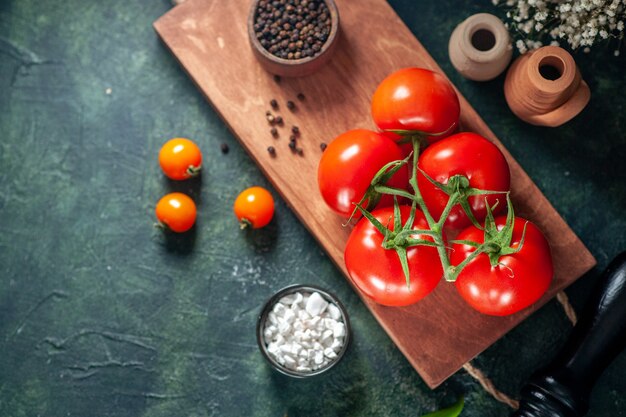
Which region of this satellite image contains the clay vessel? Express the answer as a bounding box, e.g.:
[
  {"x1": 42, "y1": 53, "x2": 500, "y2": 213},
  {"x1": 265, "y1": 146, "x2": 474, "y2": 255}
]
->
[
  {"x1": 504, "y1": 46, "x2": 590, "y2": 127},
  {"x1": 449, "y1": 13, "x2": 513, "y2": 81}
]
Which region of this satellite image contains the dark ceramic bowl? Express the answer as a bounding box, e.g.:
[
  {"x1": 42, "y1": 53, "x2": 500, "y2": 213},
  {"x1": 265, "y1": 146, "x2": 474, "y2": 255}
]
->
[
  {"x1": 256, "y1": 284, "x2": 351, "y2": 377},
  {"x1": 247, "y1": 0, "x2": 341, "y2": 77}
]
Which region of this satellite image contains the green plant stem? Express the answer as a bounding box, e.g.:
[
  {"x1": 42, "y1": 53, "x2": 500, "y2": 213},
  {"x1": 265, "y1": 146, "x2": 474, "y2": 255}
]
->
[
  {"x1": 435, "y1": 191, "x2": 461, "y2": 231},
  {"x1": 407, "y1": 138, "x2": 457, "y2": 281},
  {"x1": 362, "y1": 135, "x2": 495, "y2": 283}
]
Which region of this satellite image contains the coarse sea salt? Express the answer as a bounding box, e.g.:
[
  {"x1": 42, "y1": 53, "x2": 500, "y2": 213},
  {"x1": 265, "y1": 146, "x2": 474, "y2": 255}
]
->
[{"x1": 264, "y1": 291, "x2": 346, "y2": 372}]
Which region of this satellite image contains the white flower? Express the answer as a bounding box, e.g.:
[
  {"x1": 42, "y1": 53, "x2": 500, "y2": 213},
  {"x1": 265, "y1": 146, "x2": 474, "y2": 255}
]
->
[{"x1": 502, "y1": 0, "x2": 625, "y2": 54}]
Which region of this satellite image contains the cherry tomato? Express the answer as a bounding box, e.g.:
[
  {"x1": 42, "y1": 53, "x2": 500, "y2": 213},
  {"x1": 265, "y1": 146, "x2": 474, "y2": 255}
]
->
[
  {"x1": 155, "y1": 193, "x2": 197, "y2": 233},
  {"x1": 234, "y1": 186, "x2": 275, "y2": 229},
  {"x1": 417, "y1": 132, "x2": 510, "y2": 230},
  {"x1": 451, "y1": 216, "x2": 553, "y2": 316},
  {"x1": 159, "y1": 138, "x2": 202, "y2": 180},
  {"x1": 371, "y1": 68, "x2": 460, "y2": 142},
  {"x1": 317, "y1": 129, "x2": 409, "y2": 217},
  {"x1": 344, "y1": 205, "x2": 442, "y2": 306}
]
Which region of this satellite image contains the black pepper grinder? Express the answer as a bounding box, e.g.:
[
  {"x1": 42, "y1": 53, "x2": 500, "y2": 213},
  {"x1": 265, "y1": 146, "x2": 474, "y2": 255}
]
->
[{"x1": 513, "y1": 251, "x2": 626, "y2": 417}]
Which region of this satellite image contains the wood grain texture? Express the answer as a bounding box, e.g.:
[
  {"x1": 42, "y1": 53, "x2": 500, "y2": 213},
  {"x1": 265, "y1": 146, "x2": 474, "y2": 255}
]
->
[{"x1": 154, "y1": 0, "x2": 596, "y2": 388}]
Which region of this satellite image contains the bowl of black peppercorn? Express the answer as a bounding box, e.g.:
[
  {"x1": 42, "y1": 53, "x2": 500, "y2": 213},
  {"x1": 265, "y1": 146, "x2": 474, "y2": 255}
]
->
[{"x1": 248, "y1": 0, "x2": 340, "y2": 77}]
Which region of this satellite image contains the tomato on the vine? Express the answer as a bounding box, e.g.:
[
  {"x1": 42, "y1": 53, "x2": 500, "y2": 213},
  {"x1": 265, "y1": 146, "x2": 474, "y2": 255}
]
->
[
  {"x1": 344, "y1": 205, "x2": 442, "y2": 307},
  {"x1": 159, "y1": 138, "x2": 202, "y2": 180},
  {"x1": 234, "y1": 186, "x2": 275, "y2": 229},
  {"x1": 371, "y1": 67, "x2": 460, "y2": 142},
  {"x1": 318, "y1": 129, "x2": 409, "y2": 217},
  {"x1": 155, "y1": 193, "x2": 197, "y2": 233},
  {"x1": 417, "y1": 132, "x2": 510, "y2": 230},
  {"x1": 451, "y1": 216, "x2": 553, "y2": 316}
]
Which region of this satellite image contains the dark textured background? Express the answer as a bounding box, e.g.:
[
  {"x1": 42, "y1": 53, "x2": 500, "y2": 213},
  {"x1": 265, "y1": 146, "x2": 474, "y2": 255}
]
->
[{"x1": 0, "y1": 0, "x2": 625, "y2": 416}]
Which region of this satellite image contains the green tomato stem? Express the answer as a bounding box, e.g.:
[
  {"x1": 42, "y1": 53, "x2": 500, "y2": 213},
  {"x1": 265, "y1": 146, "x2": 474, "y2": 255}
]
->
[{"x1": 408, "y1": 137, "x2": 458, "y2": 282}]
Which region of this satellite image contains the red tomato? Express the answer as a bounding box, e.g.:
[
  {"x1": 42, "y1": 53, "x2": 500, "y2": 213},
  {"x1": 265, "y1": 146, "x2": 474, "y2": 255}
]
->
[
  {"x1": 317, "y1": 129, "x2": 409, "y2": 217},
  {"x1": 344, "y1": 205, "x2": 442, "y2": 306},
  {"x1": 417, "y1": 132, "x2": 510, "y2": 230},
  {"x1": 451, "y1": 216, "x2": 553, "y2": 316},
  {"x1": 371, "y1": 68, "x2": 460, "y2": 142}
]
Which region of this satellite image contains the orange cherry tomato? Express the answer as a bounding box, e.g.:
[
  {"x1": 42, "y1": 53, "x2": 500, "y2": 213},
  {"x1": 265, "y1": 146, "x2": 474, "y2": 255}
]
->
[
  {"x1": 233, "y1": 187, "x2": 275, "y2": 229},
  {"x1": 155, "y1": 193, "x2": 197, "y2": 233},
  {"x1": 159, "y1": 138, "x2": 202, "y2": 180}
]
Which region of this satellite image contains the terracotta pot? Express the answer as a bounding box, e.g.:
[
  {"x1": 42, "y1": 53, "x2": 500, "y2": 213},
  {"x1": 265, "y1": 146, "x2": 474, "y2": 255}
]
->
[
  {"x1": 448, "y1": 13, "x2": 513, "y2": 81},
  {"x1": 504, "y1": 46, "x2": 590, "y2": 127}
]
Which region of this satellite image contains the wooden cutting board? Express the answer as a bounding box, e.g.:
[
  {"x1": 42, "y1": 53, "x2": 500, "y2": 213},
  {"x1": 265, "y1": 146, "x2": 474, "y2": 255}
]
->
[{"x1": 154, "y1": 0, "x2": 596, "y2": 388}]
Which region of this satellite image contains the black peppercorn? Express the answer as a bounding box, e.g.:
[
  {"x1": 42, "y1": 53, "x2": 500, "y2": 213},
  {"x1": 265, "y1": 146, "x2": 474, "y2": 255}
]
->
[
  {"x1": 296, "y1": 148, "x2": 304, "y2": 156},
  {"x1": 275, "y1": 116, "x2": 283, "y2": 125},
  {"x1": 267, "y1": 146, "x2": 276, "y2": 156},
  {"x1": 254, "y1": 0, "x2": 331, "y2": 61},
  {"x1": 286, "y1": 100, "x2": 296, "y2": 110},
  {"x1": 288, "y1": 141, "x2": 297, "y2": 150},
  {"x1": 291, "y1": 126, "x2": 299, "y2": 135},
  {"x1": 320, "y1": 142, "x2": 327, "y2": 151},
  {"x1": 220, "y1": 143, "x2": 230, "y2": 154},
  {"x1": 297, "y1": 93, "x2": 306, "y2": 101},
  {"x1": 270, "y1": 99, "x2": 278, "y2": 109},
  {"x1": 271, "y1": 127, "x2": 278, "y2": 137}
]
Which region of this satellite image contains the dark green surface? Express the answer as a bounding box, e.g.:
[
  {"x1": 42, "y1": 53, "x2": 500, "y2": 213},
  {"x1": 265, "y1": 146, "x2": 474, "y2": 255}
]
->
[{"x1": 0, "y1": 0, "x2": 625, "y2": 416}]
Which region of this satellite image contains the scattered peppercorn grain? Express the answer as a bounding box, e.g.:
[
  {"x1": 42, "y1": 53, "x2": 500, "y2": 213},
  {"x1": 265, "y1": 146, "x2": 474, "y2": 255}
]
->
[
  {"x1": 220, "y1": 143, "x2": 230, "y2": 154},
  {"x1": 296, "y1": 148, "x2": 304, "y2": 156},
  {"x1": 289, "y1": 134, "x2": 297, "y2": 141},
  {"x1": 266, "y1": 113, "x2": 275, "y2": 123},
  {"x1": 286, "y1": 100, "x2": 296, "y2": 110},
  {"x1": 288, "y1": 140, "x2": 297, "y2": 150},
  {"x1": 297, "y1": 93, "x2": 306, "y2": 101},
  {"x1": 270, "y1": 99, "x2": 278, "y2": 109},
  {"x1": 267, "y1": 146, "x2": 276, "y2": 156},
  {"x1": 271, "y1": 127, "x2": 278, "y2": 137},
  {"x1": 291, "y1": 126, "x2": 299, "y2": 135},
  {"x1": 273, "y1": 75, "x2": 281, "y2": 83},
  {"x1": 275, "y1": 116, "x2": 283, "y2": 125},
  {"x1": 320, "y1": 142, "x2": 327, "y2": 151}
]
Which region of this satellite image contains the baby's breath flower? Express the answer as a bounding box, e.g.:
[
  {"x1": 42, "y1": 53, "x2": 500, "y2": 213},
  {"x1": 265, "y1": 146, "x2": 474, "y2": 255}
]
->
[{"x1": 499, "y1": 0, "x2": 626, "y2": 55}]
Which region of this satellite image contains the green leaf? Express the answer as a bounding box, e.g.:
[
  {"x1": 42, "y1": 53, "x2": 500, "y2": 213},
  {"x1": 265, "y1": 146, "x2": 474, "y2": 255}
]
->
[
  {"x1": 393, "y1": 197, "x2": 402, "y2": 232},
  {"x1": 354, "y1": 204, "x2": 388, "y2": 236},
  {"x1": 404, "y1": 238, "x2": 440, "y2": 248},
  {"x1": 396, "y1": 247, "x2": 411, "y2": 289},
  {"x1": 374, "y1": 185, "x2": 416, "y2": 201},
  {"x1": 420, "y1": 397, "x2": 464, "y2": 417},
  {"x1": 416, "y1": 165, "x2": 449, "y2": 193},
  {"x1": 450, "y1": 239, "x2": 481, "y2": 248},
  {"x1": 404, "y1": 200, "x2": 418, "y2": 232},
  {"x1": 483, "y1": 197, "x2": 497, "y2": 239},
  {"x1": 458, "y1": 198, "x2": 483, "y2": 229}
]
